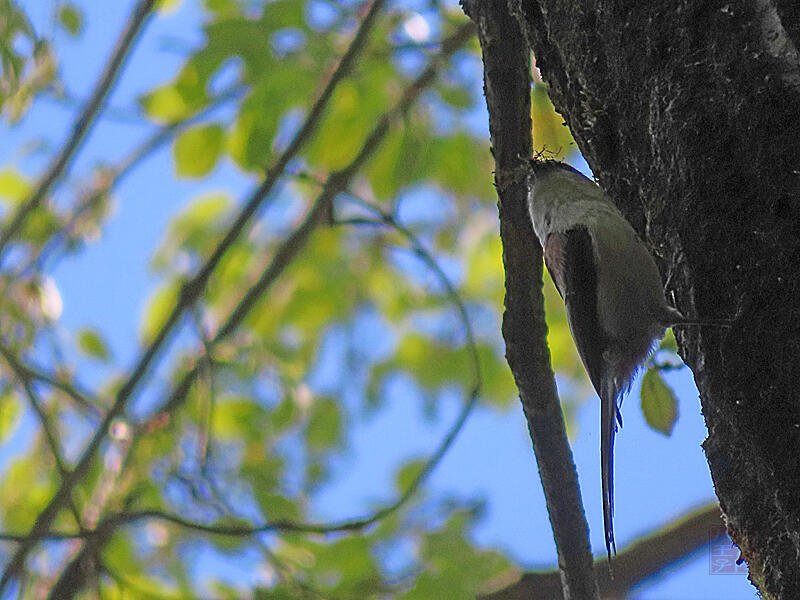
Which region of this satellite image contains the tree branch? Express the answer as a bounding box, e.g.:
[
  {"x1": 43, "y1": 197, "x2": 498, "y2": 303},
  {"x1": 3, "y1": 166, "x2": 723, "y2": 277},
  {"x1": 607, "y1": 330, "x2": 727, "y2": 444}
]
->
[
  {"x1": 149, "y1": 20, "x2": 476, "y2": 422},
  {"x1": 0, "y1": 47, "x2": 482, "y2": 559},
  {"x1": 122, "y1": 20, "x2": 478, "y2": 538},
  {"x1": 20, "y1": 84, "x2": 246, "y2": 277},
  {"x1": 482, "y1": 503, "x2": 726, "y2": 600},
  {"x1": 4, "y1": 15, "x2": 476, "y2": 597},
  {"x1": 0, "y1": 346, "x2": 68, "y2": 476},
  {"x1": 0, "y1": 0, "x2": 158, "y2": 263},
  {"x1": 0, "y1": 1, "x2": 387, "y2": 591},
  {"x1": 0, "y1": 342, "x2": 102, "y2": 419},
  {"x1": 462, "y1": 0, "x2": 599, "y2": 598},
  {"x1": 0, "y1": 345, "x2": 86, "y2": 537}
]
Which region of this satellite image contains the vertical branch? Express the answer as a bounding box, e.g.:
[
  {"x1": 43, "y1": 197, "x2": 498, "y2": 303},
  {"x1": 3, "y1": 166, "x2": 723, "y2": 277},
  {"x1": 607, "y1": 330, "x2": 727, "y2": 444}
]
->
[
  {"x1": 0, "y1": 0, "x2": 158, "y2": 262},
  {"x1": 461, "y1": 1, "x2": 599, "y2": 598}
]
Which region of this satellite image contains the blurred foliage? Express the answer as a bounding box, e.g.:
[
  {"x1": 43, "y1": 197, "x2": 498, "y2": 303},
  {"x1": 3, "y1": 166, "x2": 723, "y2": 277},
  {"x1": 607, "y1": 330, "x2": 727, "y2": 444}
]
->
[
  {"x1": 0, "y1": 0, "x2": 685, "y2": 597},
  {"x1": 0, "y1": 0, "x2": 56, "y2": 122}
]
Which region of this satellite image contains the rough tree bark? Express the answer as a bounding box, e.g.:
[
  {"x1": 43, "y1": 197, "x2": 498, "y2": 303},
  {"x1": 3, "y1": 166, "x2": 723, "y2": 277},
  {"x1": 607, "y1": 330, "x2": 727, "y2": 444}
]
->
[{"x1": 506, "y1": 1, "x2": 800, "y2": 597}]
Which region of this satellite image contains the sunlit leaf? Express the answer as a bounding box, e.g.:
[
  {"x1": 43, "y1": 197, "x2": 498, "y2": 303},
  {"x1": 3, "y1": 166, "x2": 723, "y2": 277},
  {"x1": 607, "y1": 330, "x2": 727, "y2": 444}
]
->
[
  {"x1": 371, "y1": 333, "x2": 515, "y2": 408},
  {"x1": 140, "y1": 281, "x2": 181, "y2": 343},
  {"x1": 156, "y1": 0, "x2": 182, "y2": 14},
  {"x1": 0, "y1": 391, "x2": 21, "y2": 443},
  {"x1": 140, "y1": 85, "x2": 194, "y2": 124},
  {"x1": 77, "y1": 327, "x2": 112, "y2": 362},
  {"x1": 640, "y1": 367, "x2": 679, "y2": 436},
  {"x1": 0, "y1": 454, "x2": 58, "y2": 530},
  {"x1": 0, "y1": 168, "x2": 30, "y2": 203},
  {"x1": 213, "y1": 396, "x2": 268, "y2": 442},
  {"x1": 158, "y1": 193, "x2": 232, "y2": 264},
  {"x1": 56, "y1": 3, "x2": 83, "y2": 36},
  {"x1": 659, "y1": 329, "x2": 678, "y2": 352},
  {"x1": 401, "y1": 511, "x2": 514, "y2": 599},
  {"x1": 173, "y1": 124, "x2": 224, "y2": 178}
]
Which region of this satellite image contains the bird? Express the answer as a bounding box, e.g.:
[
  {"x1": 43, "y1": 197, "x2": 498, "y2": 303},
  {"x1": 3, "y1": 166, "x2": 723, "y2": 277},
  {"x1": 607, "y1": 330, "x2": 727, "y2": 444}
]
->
[{"x1": 526, "y1": 158, "x2": 689, "y2": 560}]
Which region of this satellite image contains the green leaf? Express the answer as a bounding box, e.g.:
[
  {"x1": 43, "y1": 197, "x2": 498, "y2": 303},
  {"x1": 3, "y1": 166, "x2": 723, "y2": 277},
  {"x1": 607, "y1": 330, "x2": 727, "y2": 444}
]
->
[
  {"x1": 0, "y1": 391, "x2": 21, "y2": 443},
  {"x1": 213, "y1": 397, "x2": 267, "y2": 442},
  {"x1": 640, "y1": 368, "x2": 679, "y2": 436},
  {"x1": 401, "y1": 511, "x2": 513, "y2": 600},
  {"x1": 395, "y1": 458, "x2": 426, "y2": 493},
  {"x1": 160, "y1": 193, "x2": 231, "y2": 258},
  {"x1": 56, "y1": 3, "x2": 83, "y2": 36},
  {"x1": 659, "y1": 329, "x2": 678, "y2": 352},
  {"x1": 271, "y1": 395, "x2": 298, "y2": 431},
  {"x1": 140, "y1": 281, "x2": 181, "y2": 343},
  {"x1": 139, "y1": 85, "x2": 195, "y2": 124},
  {"x1": 76, "y1": 328, "x2": 112, "y2": 362},
  {"x1": 173, "y1": 124, "x2": 224, "y2": 178},
  {"x1": 0, "y1": 168, "x2": 30, "y2": 204},
  {"x1": 371, "y1": 334, "x2": 515, "y2": 408},
  {"x1": 257, "y1": 493, "x2": 299, "y2": 521},
  {"x1": 0, "y1": 454, "x2": 58, "y2": 530},
  {"x1": 305, "y1": 397, "x2": 341, "y2": 450},
  {"x1": 156, "y1": 0, "x2": 182, "y2": 14}
]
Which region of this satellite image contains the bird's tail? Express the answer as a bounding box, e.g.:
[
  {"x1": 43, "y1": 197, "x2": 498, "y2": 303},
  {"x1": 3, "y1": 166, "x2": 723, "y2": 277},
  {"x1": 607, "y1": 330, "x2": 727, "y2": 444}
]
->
[{"x1": 601, "y1": 379, "x2": 619, "y2": 564}]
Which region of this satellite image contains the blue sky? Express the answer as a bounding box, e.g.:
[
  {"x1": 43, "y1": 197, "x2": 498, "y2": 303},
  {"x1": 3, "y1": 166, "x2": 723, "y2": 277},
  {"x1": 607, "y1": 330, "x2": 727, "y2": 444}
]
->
[{"x1": 2, "y1": 1, "x2": 756, "y2": 598}]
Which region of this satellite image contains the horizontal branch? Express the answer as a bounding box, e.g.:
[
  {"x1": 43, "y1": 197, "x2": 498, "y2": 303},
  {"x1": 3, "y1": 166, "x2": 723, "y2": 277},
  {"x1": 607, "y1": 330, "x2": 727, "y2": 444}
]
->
[
  {"x1": 482, "y1": 503, "x2": 727, "y2": 600},
  {"x1": 0, "y1": 499, "x2": 726, "y2": 600}
]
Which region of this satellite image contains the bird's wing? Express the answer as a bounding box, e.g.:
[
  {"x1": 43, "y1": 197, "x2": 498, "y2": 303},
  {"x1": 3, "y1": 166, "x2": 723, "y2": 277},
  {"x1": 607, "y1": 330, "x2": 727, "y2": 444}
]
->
[
  {"x1": 545, "y1": 228, "x2": 618, "y2": 557},
  {"x1": 544, "y1": 228, "x2": 606, "y2": 392}
]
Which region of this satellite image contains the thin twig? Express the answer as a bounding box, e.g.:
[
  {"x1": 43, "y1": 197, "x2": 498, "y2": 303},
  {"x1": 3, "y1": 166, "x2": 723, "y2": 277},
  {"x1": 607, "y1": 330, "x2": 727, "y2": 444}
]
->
[
  {"x1": 110, "y1": 165, "x2": 483, "y2": 546},
  {"x1": 43, "y1": 87, "x2": 150, "y2": 125},
  {"x1": 19, "y1": 22, "x2": 479, "y2": 565},
  {"x1": 0, "y1": 2, "x2": 388, "y2": 591},
  {"x1": 0, "y1": 0, "x2": 158, "y2": 263},
  {"x1": 0, "y1": 342, "x2": 102, "y2": 419},
  {"x1": 204, "y1": 473, "x2": 339, "y2": 600},
  {"x1": 190, "y1": 306, "x2": 216, "y2": 468},
  {"x1": 20, "y1": 84, "x2": 246, "y2": 277},
  {"x1": 333, "y1": 193, "x2": 481, "y2": 393},
  {"x1": 0, "y1": 345, "x2": 86, "y2": 534},
  {"x1": 0, "y1": 348, "x2": 68, "y2": 476},
  {"x1": 150, "y1": 20, "x2": 476, "y2": 422},
  {"x1": 0, "y1": 497, "x2": 726, "y2": 600}
]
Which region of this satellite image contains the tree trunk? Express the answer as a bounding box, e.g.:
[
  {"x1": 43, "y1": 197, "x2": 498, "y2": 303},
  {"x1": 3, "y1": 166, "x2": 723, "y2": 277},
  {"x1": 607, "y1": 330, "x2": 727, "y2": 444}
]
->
[{"x1": 511, "y1": 0, "x2": 800, "y2": 597}]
